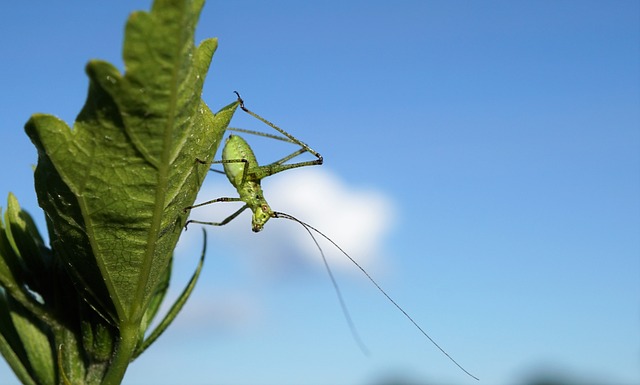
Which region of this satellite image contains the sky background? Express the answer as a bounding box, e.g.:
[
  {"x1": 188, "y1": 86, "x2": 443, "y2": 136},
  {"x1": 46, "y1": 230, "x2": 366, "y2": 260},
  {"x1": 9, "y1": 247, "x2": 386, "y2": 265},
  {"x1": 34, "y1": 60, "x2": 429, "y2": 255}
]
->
[{"x1": 1, "y1": 1, "x2": 639, "y2": 385}]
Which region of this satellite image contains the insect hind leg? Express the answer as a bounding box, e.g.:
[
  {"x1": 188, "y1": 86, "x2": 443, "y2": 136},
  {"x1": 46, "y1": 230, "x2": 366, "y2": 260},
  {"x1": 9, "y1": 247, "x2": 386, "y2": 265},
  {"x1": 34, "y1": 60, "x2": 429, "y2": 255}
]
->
[{"x1": 234, "y1": 91, "x2": 323, "y2": 172}]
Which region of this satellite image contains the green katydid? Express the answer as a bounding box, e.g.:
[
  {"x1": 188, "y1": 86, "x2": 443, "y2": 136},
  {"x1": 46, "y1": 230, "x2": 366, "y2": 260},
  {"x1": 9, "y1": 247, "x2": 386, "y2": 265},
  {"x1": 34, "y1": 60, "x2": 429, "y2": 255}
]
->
[{"x1": 183, "y1": 92, "x2": 478, "y2": 381}]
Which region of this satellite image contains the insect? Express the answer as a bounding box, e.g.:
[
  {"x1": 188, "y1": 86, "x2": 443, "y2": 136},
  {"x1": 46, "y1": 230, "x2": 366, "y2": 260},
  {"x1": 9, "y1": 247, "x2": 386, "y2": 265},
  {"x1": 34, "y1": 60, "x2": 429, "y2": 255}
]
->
[{"x1": 184, "y1": 92, "x2": 478, "y2": 381}]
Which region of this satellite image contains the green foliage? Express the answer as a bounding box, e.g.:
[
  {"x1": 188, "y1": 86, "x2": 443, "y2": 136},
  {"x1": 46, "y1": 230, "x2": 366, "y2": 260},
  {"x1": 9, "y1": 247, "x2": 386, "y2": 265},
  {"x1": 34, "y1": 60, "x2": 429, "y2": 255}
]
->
[{"x1": 0, "y1": 0, "x2": 237, "y2": 383}]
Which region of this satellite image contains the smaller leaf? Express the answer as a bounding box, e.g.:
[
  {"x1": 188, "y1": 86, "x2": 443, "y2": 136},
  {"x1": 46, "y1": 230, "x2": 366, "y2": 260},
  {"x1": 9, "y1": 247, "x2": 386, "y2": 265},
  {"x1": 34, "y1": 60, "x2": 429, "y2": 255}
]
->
[
  {"x1": 0, "y1": 291, "x2": 37, "y2": 385},
  {"x1": 0, "y1": 211, "x2": 23, "y2": 295},
  {"x1": 4, "y1": 193, "x2": 51, "y2": 287},
  {"x1": 133, "y1": 228, "x2": 207, "y2": 358},
  {"x1": 7, "y1": 295, "x2": 55, "y2": 385},
  {"x1": 0, "y1": 196, "x2": 54, "y2": 329},
  {"x1": 54, "y1": 326, "x2": 87, "y2": 385},
  {"x1": 137, "y1": 255, "x2": 172, "y2": 348},
  {"x1": 0, "y1": 333, "x2": 37, "y2": 385},
  {"x1": 56, "y1": 345, "x2": 73, "y2": 385}
]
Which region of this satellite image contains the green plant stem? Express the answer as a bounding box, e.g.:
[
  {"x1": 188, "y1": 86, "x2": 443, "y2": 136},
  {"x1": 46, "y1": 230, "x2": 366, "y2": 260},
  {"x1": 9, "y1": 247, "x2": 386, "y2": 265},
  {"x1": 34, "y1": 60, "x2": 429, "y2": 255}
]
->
[{"x1": 100, "y1": 323, "x2": 138, "y2": 385}]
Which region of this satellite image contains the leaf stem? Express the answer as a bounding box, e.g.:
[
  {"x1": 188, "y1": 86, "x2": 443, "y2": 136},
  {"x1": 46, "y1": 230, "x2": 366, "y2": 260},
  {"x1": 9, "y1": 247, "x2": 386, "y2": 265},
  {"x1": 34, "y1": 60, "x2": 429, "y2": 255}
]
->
[{"x1": 100, "y1": 323, "x2": 138, "y2": 385}]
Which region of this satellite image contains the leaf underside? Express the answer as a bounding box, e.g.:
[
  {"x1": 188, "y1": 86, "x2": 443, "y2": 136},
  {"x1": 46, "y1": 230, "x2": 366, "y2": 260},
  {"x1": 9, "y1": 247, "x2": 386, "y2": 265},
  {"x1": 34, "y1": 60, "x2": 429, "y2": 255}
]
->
[{"x1": 25, "y1": 0, "x2": 237, "y2": 325}]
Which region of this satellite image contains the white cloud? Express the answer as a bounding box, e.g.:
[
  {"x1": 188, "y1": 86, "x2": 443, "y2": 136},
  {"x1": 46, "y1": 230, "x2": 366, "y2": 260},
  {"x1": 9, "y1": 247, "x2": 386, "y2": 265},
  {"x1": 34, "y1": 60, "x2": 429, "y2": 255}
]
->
[
  {"x1": 168, "y1": 167, "x2": 398, "y2": 337},
  {"x1": 172, "y1": 290, "x2": 262, "y2": 334},
  {"x1": 178, "y1": 167, "x2": 396, "y2": 278}
]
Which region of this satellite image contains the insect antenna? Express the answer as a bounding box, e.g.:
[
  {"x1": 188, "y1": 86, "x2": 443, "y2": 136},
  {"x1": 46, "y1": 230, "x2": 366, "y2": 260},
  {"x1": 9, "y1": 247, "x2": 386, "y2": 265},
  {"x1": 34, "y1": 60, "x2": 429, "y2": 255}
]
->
[
  {"x1": 273, "y1": 211, "x2": 370, "y2": 356},
  {"x1": 273, "y1": 211, "x2": 479, "y2": 381}
]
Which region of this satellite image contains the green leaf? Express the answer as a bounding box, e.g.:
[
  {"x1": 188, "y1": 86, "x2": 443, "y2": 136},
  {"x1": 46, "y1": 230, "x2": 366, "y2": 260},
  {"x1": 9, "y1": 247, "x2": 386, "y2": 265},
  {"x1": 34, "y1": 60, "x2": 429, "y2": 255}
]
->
[
  {"x1": 0, "y1": 333, "x2": 37, "y2": 385},
  {"x1": 24, "y1": 0, "x2": 237, "y2": 328},
  {"x1": 0, "y1": 207, "x2": 23, "y2": 297},
  {"x1": 0, "y1": 195, "x2": 55, "y2": 328},
  {"x1": 2, "y1": 194, "x2": 56, "y2": 319},
  {"x1": 0, "y1": 291, "x2": 37, "y2": 385},
  {"x1": 2, "y1": 294, "x2": 54, "y2": 385},
  {"x1": 0, "y1": 196, "x2": 67, "y2": 385},
  {"x1": 3, "y1": 1, "x2": 239, "y2": 383},
  {"x1": 4, "y1": 194, "x2": 51, "y2": 286},
  {"x1": 54, "y1": 322, "x2": 87, "y2": 385}
]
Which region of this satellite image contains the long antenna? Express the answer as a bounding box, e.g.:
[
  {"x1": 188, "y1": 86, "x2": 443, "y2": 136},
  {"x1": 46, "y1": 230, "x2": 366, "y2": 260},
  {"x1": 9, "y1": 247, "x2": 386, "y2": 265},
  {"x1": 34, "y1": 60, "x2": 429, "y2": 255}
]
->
[
  {"x1": 275, "y1": 212, "x2": 370, "y2": 356},
  {"x1": 274, "y1": 211, "x2": 479, "y2": 381}
]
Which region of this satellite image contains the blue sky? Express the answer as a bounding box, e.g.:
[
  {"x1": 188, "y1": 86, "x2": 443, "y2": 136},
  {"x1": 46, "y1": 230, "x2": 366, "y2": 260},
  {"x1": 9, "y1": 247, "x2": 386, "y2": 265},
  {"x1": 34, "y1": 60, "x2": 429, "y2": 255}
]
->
[{"x1": 1, "y1": 1, "x2": 639, "y2": 384}]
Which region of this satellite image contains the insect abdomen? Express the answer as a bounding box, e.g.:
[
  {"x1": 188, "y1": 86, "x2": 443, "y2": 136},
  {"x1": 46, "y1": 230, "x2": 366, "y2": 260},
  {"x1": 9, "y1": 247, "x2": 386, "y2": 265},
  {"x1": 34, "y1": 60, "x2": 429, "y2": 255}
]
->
[{"x1": 222, "y1": 135, "x2": 259, "y2": 188}]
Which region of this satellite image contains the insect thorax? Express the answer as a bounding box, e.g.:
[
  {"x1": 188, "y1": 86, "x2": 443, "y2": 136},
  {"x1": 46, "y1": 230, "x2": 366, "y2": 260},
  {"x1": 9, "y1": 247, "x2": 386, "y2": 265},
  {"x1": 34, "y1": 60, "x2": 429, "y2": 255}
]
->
[{"x1": 237, "y1": 180, "x2": 272, "y2": 232}]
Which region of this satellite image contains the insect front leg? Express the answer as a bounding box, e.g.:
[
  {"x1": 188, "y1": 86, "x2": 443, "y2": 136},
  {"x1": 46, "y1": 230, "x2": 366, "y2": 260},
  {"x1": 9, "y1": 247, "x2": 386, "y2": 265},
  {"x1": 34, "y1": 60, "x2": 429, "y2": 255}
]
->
[
  {"x1": 183, "y1": 196, "x2": 243, "y2": 212},
  {"x1": 184, "y1": 203, "x2": 249, "y2": 230}
]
